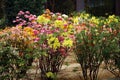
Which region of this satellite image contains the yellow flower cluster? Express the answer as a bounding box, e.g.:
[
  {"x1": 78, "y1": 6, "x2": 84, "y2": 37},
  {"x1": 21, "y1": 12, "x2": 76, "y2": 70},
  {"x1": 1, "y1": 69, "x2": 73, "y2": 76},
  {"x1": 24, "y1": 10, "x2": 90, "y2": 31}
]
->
[
  {"x1": 73, "y1": 13, "x2": 90, "y2": 25},
  {"x1": 37, "y1": 15, "x2": 50, "y2": 24},
  {"x1": 80, "y1": 12, "x2": 90, "y2": 19},
  {"x1": 47, "y1": 33, "x2": 73, "y2": 50},
  {"x1": 90, "y1": 16, "x2": 99, "y2": 25},
  {"x1": 54, "y1": 20, "x2": 64, "y2": 29},
  {"x1": 62, "y1": 38, "x2": 73, "y2": 47},
  {"x1": 23, "y1": 27, "x2": 35, "y2": 36},
  {"x1": 107, "y1": 15, "x2": 119, "y2": 24},
  {"x1": 73, "y1": 17, "x2": 79, "y2": 25},
  {"x1": 47, "y1": 35, "x2": 60, "y2": 50}
]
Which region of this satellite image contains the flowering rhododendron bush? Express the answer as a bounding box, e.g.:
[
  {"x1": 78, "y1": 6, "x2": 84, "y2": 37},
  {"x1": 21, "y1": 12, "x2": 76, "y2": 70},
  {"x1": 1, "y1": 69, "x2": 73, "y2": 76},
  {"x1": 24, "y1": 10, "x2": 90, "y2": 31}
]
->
[
  {"x1": 35, "y1": 10, "x2": 74, "y2": 80},
  {"x1": 0, "y1": 9, "x2": 74, "y2": 80},
  {"x1": 73, "y1": 13, "x2": 120, "y2": 80},
  {"x1": 0, "y1": 26, "x2": 38, "y2": 79},
  {"x1": 0, "y1": 9, "x2": 120, "y2": 80},
  {"x1": 102, "y1": 15, "x2": 120, "y2": 78}
]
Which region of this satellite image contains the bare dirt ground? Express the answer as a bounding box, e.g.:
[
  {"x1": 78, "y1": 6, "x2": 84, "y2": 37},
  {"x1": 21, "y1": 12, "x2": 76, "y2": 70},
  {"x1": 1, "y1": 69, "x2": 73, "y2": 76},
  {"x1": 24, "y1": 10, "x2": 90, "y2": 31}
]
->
[
  {"x1": 58, "y1": 52, "x2": 115, "y2": 80},
  {"x1": 27, "y1": 52, "x2": 117, "y2": 80}
]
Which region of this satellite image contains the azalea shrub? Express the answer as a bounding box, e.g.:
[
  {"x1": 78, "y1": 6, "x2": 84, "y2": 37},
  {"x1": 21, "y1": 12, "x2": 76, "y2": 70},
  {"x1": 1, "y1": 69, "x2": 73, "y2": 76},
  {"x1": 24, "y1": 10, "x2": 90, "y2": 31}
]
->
[
  {"x1": 35, "y1": 10, "x2": 74, "y2": 80},
  {"x1": 0, "y1": 26, "x2": 37, "y2": 79},
  {"x1": 13, "y1": 9, "x2": 74, "y2": 80},
  {"x1": 74, "y1": 14, "x2": 104, "y2": 80},
  {"x1": 74, "y1": 13, "x2": 120, "y2": 80},
  {"x1": 103, "y1": 15, "x2": 120, "y2": 78},
  {"x1": 0, "y1": 9, "x2": 120, "y2": 80}
]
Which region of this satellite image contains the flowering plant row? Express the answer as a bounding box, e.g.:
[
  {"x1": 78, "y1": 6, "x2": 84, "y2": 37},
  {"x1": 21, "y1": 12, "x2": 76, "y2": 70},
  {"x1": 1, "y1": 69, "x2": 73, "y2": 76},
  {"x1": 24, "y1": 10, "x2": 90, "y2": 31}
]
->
[
  {"x1": 0, "y1": 10, "x2": 74, "y2": 80},
  {"x1": 0, "y1": 10, "x2": 120, "y2": 80},
  {"x1": 13, "y1": 10, "x2": 74, "y2": 55}
]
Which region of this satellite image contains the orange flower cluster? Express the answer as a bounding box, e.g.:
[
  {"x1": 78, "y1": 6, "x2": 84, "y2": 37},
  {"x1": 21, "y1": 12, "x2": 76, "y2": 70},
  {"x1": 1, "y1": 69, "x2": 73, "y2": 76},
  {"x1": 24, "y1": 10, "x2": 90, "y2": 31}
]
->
[
  {"x1": 0, "y1": 26, "x2": 37, "y2": 53},
  {"x1": 42, "y1": 9, "x2": 51, "y2": 19}
]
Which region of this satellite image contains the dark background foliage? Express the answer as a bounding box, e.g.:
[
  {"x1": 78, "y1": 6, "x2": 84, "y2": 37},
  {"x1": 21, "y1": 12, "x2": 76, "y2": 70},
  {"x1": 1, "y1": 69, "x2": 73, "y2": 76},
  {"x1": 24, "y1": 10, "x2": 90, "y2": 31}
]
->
[
  {"x1": 1, "y1": 0, "x2": 46, "y2": 26},
  {"x1": 85, "y1": 0, "x2": 115, "y2": 16},
  {"x1": 46, "y1": 0, "x2": 76, "y2": 14}
]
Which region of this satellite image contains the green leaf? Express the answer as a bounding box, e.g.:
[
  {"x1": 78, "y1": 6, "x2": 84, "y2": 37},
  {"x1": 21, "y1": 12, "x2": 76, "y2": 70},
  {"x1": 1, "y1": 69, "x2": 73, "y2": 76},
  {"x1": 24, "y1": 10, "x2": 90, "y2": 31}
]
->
[{"x1": 46, "y1": 72, "x2": 54, "y2": 78}]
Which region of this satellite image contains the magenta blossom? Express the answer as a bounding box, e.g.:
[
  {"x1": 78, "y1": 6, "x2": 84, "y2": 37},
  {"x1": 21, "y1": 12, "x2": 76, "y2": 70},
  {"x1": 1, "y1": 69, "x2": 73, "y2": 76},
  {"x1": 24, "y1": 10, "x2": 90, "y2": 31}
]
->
[{"x1": 34, "y1": 37, "x2": 40, "y2": 42}]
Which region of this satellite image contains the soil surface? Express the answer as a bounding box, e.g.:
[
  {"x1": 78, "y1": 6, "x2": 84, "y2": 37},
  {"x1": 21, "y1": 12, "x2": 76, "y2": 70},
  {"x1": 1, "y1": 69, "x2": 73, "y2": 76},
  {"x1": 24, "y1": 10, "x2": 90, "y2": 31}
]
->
[{"x1": 27, "y1": 52, "x2": 116, "y2": 80}]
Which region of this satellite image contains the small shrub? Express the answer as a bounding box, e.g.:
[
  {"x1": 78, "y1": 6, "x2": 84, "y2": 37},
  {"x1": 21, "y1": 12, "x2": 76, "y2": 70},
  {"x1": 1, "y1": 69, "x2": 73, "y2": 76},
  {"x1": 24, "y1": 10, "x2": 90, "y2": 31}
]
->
[{"x1": 0, "y1": 26, "x2": 38, "y2": 79}]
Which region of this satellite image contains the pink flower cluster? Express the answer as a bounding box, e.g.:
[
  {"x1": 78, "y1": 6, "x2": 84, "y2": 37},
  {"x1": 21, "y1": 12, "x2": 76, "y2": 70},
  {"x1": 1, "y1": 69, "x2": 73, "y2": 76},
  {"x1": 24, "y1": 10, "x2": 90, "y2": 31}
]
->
[{"x1": 13, "y1": 11, "x2": 39, "y2": 27}]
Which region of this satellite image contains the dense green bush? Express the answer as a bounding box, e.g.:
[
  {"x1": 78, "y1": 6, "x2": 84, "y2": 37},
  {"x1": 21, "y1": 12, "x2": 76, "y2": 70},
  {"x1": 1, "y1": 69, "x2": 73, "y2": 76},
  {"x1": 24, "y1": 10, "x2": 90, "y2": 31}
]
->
[
  {"x1": 73, "y1": 13, "x2": 120, "y2": 80},
  {"x1": 0, "y1": 43, "x2": 33, "y2": 79},
  {"x1": 103, "y1": 15, "x2": 120, "y2": 78},
  {"x1": 0, "y1": 26, "x2": 37, "y2": 79}
]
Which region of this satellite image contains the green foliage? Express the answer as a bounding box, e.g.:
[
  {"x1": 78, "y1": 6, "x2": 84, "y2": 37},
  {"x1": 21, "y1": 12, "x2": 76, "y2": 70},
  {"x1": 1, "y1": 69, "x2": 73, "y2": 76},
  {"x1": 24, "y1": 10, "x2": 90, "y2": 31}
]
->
[
  {"x1": 0, "y1": 17, "x2": 6, "y2": 28},
  {"x1": 103, "y1": 16, "x2": 120, "y2": 78},
  {"x1": 75, "y1": 23, "x2": 105, "y2": 80},
  {"x1": 0, "y1": 42, "x2": 34, "y2": 79},
  {"x1": 0, "y1": 26, "x2": 38, "y2": 79},
  {"x1": 46, "y1": 72, "x2": 56, "y2": 79},
  {"x1": 74, "y1": 14, "x2": 120, "y2": 80}
]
